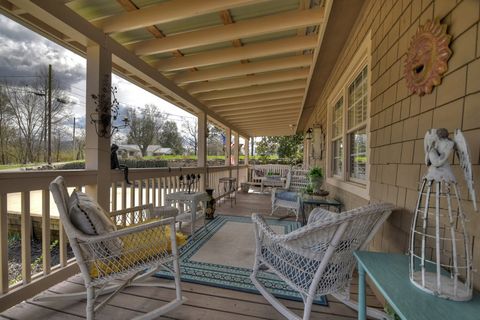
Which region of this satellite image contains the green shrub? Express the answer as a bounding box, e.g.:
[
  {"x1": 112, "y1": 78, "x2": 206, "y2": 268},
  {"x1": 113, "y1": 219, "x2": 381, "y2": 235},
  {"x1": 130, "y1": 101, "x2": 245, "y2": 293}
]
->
[{"x1": 55, "y1": 161, "x2": 85, "y2": 170}]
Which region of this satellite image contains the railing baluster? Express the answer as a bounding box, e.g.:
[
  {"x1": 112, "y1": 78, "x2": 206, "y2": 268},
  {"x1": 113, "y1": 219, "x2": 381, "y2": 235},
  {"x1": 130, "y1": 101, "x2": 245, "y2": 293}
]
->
[
  {"x1": 145, "y1": 178, "x2": 150, "y2": 205},
  {"x1": 157, "y1": 178, "x2": 163, "y2": 207},
  {"x1": 0, "y1": 193, "x2": 8, "y2": 294},
  {"x1": 168, "y1": 176, "x2": 172, "y2": 195},
  {"x1": 151, "y1": 178, "x2": 156, "y2": 206},
  {"x1": 130, "y1": 180, "x2": 135, "y2": 208},
  {"x1": 111, "y1": 182, "x2": 117, "y2": 212},
  {"x1": 21, "y1": 191, "x2": 31, "y2": 284},
  {"x1": 138, "y1": 179, "x2": 144, "y2": 207},
  {"x1": 41, "y1": 189, "x2": 51, "y2": 275},
  {"x1": 161, "y1": 177, "x2": 166, "y2": 205},
  {"x1": 59, "y1": 218, "x2": 68, "y2": 267}
]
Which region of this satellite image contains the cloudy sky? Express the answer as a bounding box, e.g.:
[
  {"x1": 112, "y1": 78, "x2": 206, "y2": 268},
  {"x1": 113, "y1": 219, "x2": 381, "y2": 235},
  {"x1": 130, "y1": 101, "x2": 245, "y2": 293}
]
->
[{"x1": 0, "y1": 14, "x2": 195, "y2": 128}]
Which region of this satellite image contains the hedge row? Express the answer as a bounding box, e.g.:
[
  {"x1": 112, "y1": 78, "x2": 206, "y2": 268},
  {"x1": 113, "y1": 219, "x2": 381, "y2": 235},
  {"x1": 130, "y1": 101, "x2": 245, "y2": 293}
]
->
[{"x1": 54, "y1": 159, "x2": 168, "y2": 170}]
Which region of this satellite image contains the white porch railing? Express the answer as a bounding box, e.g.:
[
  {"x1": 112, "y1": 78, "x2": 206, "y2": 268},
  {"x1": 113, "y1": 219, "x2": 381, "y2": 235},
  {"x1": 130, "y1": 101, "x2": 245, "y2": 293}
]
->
[{"x1": 0, "y1": 165, "x2": 247, "y2": 312}]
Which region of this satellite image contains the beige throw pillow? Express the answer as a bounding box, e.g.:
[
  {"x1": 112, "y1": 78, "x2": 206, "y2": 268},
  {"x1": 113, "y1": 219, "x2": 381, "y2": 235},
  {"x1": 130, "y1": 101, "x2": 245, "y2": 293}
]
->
[{"x1": 69, "y1": 191, "x2": 122, "y2": 257}]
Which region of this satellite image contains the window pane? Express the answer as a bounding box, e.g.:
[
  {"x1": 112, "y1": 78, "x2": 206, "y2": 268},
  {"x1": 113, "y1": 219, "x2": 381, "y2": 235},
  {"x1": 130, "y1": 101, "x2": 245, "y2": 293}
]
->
[
  {"x1": 347, "y1": 67, "x2": 368, "y2": 129},
  {"x1": 349, "y1": 128, "x2": 367, "y2": 181},
  {"x1": 333, "y1": 138, "x2": 343, "y2": 176},
  {"x1": 332, "y1": 97, "x2": 343, "y2": 138}
]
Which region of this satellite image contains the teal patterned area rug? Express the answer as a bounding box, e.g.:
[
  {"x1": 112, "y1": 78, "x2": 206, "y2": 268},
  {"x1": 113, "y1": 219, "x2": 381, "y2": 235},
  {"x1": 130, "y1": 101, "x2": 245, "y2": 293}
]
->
[{"x1": 155, "y1": 215, "x2": 328, "y2": 306}]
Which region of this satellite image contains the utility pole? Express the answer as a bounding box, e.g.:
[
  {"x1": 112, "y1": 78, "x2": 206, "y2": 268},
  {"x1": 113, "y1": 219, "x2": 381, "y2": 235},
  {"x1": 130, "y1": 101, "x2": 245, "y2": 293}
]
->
[
  {"x1": 47, "y1": 64, "x2": 52, "y2": 165},
  {"x1": 72, "y1": 117, "x2": 76, "y2": 160},
  {"x1": 43, "y1": 82, "x2": 47, "y2": 162}
]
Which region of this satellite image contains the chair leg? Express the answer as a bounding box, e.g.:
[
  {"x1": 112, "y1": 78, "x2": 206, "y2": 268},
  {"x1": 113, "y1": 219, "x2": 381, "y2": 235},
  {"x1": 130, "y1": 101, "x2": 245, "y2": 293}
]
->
[
  {"x1": 302, "y1": 294, "x2": 314, "y2": 320},
  {"x1": 86, "y1": 287, "x2": 95, "y2": 320}
]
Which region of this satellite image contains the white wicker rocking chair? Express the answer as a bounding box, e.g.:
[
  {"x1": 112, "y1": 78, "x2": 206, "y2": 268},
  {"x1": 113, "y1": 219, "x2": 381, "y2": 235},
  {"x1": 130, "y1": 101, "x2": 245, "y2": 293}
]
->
[
  {"x1": 271, "y1": 168, "x2": 310, "y2": 221},
  {"x1": 35, "y1": 176, "x2": 186, "y2": 320},
  {"x1": 251, "y1": 203, "x2": 394, "y2": 320}
]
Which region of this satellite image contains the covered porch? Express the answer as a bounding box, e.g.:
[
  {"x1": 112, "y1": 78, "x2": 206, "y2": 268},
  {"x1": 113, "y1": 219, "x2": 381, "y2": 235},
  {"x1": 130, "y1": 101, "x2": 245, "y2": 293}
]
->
[{"x1": 0, "y1": 0, "x2": 479, "y2": 319}]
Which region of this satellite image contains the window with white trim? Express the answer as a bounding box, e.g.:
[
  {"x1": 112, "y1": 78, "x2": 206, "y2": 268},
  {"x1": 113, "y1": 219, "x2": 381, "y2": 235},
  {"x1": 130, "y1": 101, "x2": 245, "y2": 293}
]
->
[
  {"x1": 326, "y1": 32, "x2": 370, "y2": 199},
  {"x1": 330, "y1": 65, "x2": 368, "y2": 185}
]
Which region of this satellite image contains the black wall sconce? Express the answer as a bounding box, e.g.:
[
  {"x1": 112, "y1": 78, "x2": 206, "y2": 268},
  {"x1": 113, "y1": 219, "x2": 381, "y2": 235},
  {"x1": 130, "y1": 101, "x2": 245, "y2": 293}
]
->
[{"x1": 305, "y1": 128, "x2": 313, "y2": 140}]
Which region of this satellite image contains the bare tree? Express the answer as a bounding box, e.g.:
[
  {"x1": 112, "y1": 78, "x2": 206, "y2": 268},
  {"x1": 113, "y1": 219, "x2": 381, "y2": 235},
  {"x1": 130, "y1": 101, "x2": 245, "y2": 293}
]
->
[
  {"x1": 3, "y1": 85, "x2": 45, "y2": 163},
  {"x1": 181, "y1": 119, "x2": 198, "y2": 155},
  {"x1": 127, "y1": 104, "x2": 166, "y2": 157},
  {"x1": 0, "y1": 87, "x2": 14, "y2": 164},
  {"x1": 207, "y1": 123, "x2": 224, "y2": 156}
]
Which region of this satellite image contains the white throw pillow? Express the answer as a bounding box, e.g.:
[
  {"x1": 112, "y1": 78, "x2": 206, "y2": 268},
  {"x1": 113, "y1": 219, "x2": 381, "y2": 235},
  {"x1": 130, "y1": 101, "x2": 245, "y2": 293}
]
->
[{"x1": 69, "y1": 190, "x2": 122, "y2": 257}]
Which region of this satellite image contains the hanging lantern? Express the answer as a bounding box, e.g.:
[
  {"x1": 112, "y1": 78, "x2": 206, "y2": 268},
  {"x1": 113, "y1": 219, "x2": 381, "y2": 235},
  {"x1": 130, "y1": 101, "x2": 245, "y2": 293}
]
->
[{"x1": 409, "y1": 128, "x2": 477, "y2": 301}]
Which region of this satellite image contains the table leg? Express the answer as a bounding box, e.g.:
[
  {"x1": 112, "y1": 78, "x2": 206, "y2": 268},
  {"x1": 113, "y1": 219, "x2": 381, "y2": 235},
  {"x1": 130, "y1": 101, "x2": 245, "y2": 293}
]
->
[{"x1": 358, "y1": 264, "x2": 366, "y2": 320}]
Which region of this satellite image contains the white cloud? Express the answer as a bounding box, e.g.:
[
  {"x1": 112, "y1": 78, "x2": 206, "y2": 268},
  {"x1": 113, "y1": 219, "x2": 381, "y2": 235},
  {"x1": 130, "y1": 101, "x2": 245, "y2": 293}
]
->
[{"x1": 0, "y1": 13, "x2": 198, "y2": 134}]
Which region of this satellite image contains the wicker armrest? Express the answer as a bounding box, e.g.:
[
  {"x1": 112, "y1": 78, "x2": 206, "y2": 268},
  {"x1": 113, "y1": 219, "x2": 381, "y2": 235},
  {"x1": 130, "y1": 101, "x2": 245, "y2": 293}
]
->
[
  {"x1": 251, "y1": 213, "x2": 287, "y2": 242},
  {"x1": 307, "y1": 207, "x2": 337, "y2": 224}
]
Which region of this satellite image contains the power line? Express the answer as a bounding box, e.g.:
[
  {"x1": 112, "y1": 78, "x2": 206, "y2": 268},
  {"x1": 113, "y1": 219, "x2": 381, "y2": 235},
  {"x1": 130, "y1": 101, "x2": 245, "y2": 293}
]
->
[{"x1": 0, "y1": 75, "x2": 41, "y2": 78}]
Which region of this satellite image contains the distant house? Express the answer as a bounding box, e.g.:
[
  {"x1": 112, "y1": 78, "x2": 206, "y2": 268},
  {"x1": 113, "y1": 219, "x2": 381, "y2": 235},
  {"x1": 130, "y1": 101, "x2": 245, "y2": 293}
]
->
[{"x1": 117, "y1": 145, "x2": 173, "y2": 158}]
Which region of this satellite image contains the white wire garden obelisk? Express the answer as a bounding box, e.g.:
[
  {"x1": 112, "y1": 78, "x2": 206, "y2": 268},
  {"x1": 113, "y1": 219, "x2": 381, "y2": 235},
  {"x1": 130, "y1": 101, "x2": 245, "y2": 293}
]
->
[{"x1": 410, "y1": 128, "x2": 477, "y2": 301}]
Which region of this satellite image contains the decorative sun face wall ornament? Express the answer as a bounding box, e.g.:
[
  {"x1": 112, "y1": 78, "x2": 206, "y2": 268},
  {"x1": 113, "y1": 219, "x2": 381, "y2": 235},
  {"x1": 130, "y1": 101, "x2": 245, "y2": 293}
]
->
[{"x1": 404, "y1": 19, "x2": 452, "y2": 96}]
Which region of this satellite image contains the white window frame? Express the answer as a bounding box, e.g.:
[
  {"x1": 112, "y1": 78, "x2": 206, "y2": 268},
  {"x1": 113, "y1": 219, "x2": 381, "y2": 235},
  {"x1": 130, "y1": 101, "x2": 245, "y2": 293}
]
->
[{"x1": 325, "y1": 32, "x2": 371, "y2": 200}]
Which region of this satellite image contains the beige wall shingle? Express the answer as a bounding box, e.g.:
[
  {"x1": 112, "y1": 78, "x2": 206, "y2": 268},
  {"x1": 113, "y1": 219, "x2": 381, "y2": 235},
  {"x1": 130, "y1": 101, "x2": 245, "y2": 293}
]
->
[{"x1": 307, "y1": 0, "x2": 480, "y2": 289}]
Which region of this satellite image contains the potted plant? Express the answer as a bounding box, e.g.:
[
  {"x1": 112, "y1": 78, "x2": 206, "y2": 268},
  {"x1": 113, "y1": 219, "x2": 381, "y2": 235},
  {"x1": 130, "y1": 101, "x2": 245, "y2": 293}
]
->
[{"x1": 307, "y1": 166, "x2": 323, "y2": 194}]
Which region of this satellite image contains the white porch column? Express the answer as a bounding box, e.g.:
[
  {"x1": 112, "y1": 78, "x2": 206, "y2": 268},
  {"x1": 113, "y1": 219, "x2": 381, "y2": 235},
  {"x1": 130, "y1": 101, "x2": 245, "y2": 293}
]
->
[
  {"x1": 234, "y1": 132, "x2": 239, "y2": 184},
  {"x1": 85, "y1": 44, "x2": 112, "y2": 210},
  {"x1": 225, "y1": 127, "x2": 231, "y2": 167},
  {"x1": 197, "y1": 111, "x2": 207, "y2": 191},
  {"x1": 244, "y1": 137, "x2": 249, "y2": 165},
  {"x1": 233, "y1": 132, "x2": 239, "y2": 166}
]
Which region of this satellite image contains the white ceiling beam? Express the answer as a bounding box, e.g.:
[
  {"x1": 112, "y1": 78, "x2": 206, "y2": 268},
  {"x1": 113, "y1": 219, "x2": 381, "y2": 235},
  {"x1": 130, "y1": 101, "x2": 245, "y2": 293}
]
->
[
  {"x1": 230, "y1": 113, "x2": 298, "y2": 122},
  {"x1": 234, "y1": 124, "x2": 295, "y2": 131},
  {"x1": 205, "y1": 89, "x2": 305, "y2": 106},
  {"x1": 237, "y1": 124, "x2": 294, "y2": 131},
  {"x1": 95, "y1": 0, "x2": 266, "y2": 34},
  {"x1": 218, "y1": 106, "x2": 299, "y2": 118},
  {"x1": 174, "y1": 54, "x2": 313, "y2": 84},
  {"x1": 187, "y1": 68, "x2": 309, "y2": 94},
  {"x1": 155, "y1": 35, "x2": 317, "y2": 72},
  {"x1": 134, "y1": 8, "x2": 324, "y2": 55},
  {"x1": 222, "y1": 107, "x2": 298, "y2": 118},
  {"x1": 212, "y1": 97, "x2": 303, "y2": 111},
  {"x1": 196, "y1": 79, "x2": 306, "y2": 100}
]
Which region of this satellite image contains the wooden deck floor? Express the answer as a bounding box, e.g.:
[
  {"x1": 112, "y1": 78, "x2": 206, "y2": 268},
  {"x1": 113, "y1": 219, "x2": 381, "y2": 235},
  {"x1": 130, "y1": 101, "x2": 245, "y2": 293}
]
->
[{"x1": 1, "y1": 189, "x2": 382, "y2": 320}]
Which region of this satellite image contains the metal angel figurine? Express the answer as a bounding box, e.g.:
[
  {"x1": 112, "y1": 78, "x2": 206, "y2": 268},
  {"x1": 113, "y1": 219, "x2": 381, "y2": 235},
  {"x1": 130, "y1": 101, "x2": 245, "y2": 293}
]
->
[{"x1": 410, "y1": 128, "x2": 477, "y2": 300}]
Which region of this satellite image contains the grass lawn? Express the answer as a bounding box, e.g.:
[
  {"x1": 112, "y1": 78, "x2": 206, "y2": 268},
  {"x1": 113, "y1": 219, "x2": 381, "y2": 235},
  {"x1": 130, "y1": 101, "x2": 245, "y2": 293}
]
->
[{"x1": 0, "y1": 163, "x2": 37, "y2": 170}]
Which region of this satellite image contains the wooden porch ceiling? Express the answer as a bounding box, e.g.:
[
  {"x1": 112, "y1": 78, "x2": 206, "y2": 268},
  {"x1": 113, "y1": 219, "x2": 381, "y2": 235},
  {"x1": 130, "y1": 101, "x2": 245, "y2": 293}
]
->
[{"x1": 0, "y1": 0, "x2": 340, "y2": 137}]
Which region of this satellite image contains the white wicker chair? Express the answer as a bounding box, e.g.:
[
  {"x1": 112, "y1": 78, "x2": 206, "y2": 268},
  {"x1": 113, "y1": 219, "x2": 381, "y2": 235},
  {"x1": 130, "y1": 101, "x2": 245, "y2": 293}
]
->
[
  {"x1": 35, "y1": 176, "x2": 186, "y2": 320},
  {"x1": 271, "y1": 168, "x2": 309, "y2": 221},
  {"x1": 251, "y1": 203, "x2": 394, "y2": 320}
]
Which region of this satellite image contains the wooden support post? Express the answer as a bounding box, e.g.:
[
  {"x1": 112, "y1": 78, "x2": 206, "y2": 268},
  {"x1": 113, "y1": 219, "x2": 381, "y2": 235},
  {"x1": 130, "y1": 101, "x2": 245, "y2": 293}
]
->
[
  {"x1": 85, "y1": 44, "x2": 112, "y2": 211},
  {"x1": 197, "y1": 111, "x2": 207, "y2": 191}
]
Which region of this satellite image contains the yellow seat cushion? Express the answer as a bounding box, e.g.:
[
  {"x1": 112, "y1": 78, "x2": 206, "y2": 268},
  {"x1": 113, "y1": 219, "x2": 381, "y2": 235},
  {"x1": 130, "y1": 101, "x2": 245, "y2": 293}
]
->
[{"x1": 89, "y1": 225, "x2": 187, "y2": 279}]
